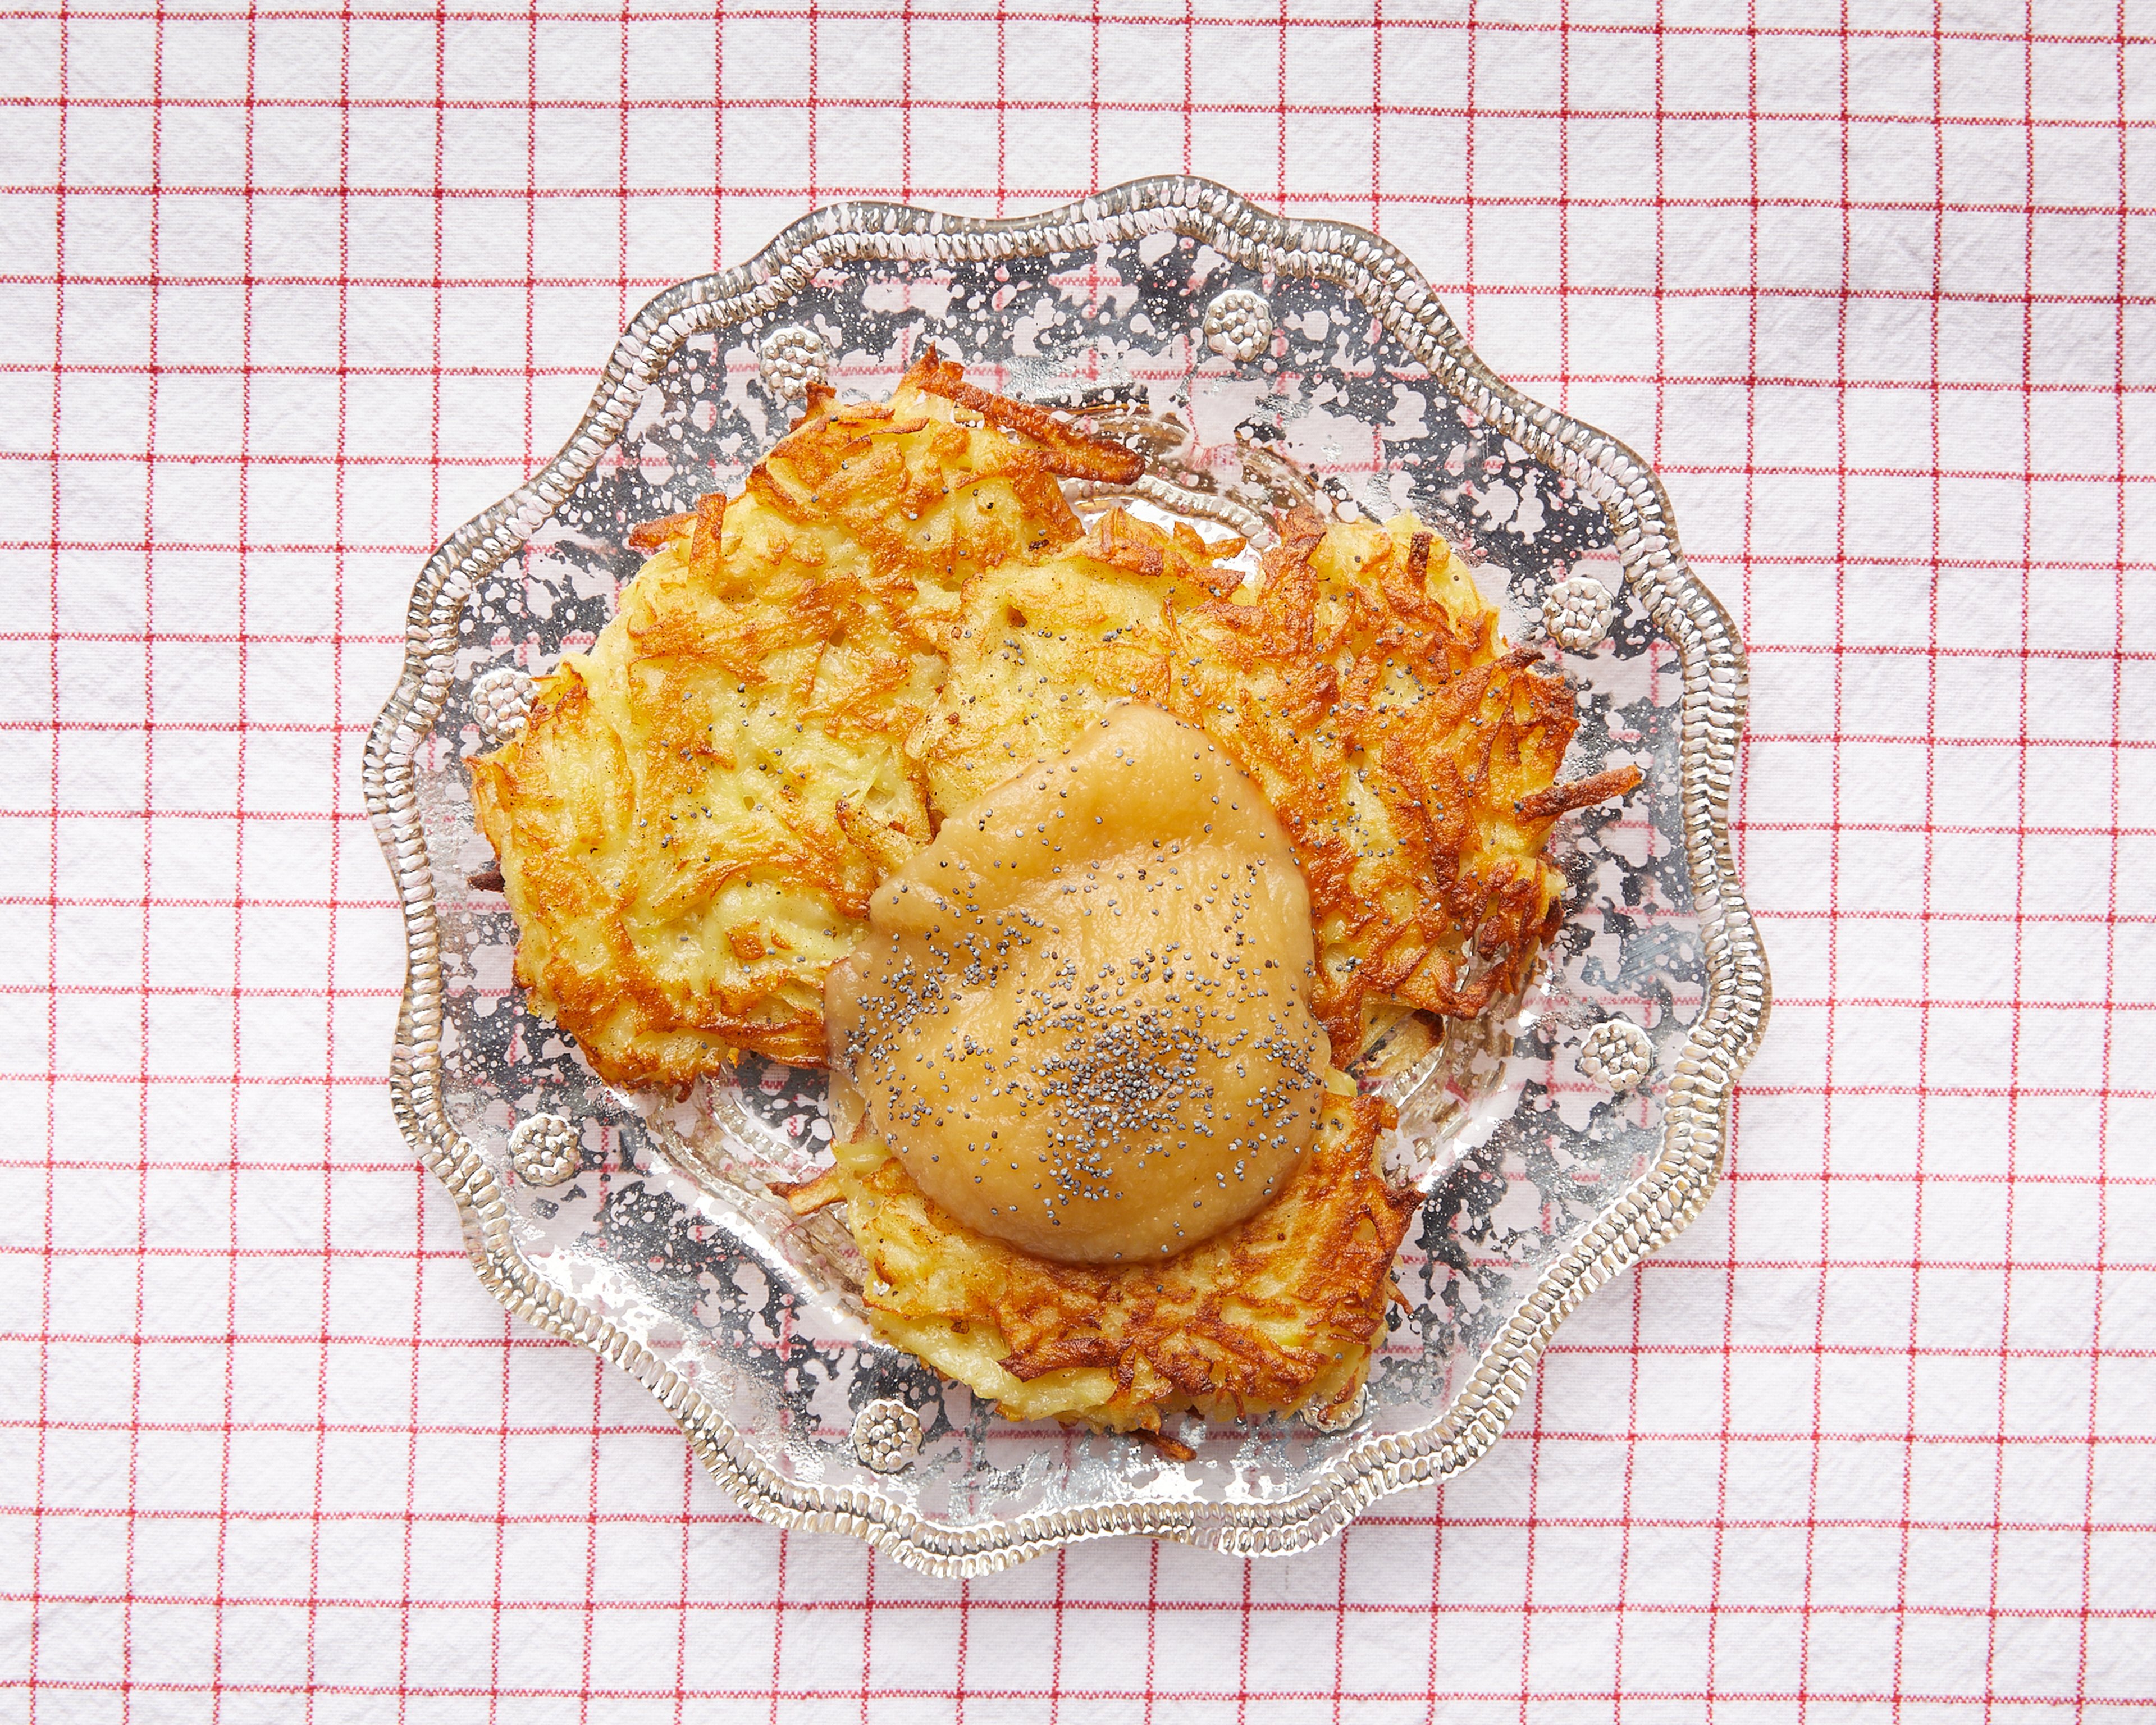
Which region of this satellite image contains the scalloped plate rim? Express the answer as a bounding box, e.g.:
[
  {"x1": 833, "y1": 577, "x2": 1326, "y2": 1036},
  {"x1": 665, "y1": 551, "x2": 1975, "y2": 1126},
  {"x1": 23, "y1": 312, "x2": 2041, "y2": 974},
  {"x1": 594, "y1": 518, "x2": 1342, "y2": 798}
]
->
[{"x1": 363, "y1": 174, "x2": 1771, "y2": 1577}]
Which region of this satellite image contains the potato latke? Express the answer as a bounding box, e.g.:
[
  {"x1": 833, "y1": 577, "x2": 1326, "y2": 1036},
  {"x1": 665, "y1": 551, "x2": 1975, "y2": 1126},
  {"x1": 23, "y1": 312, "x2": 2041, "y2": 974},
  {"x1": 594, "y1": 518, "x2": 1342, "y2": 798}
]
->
[
  {"x1": 784, "y1": 1088, "x2": 1418, "y2": 1436},
  {"x1": 468, "y1": 364, "x2": 1134, "y2": 1085},
  {"x1": 916, "y1": 502, "x2": 1641, "y2": 1059}
]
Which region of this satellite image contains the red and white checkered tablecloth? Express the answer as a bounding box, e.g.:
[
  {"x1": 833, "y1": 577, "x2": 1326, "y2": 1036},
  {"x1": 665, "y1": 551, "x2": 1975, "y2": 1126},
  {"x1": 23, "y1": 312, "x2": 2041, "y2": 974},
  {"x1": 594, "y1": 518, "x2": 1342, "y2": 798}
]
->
[{"x1": 4, "y1": 2, "x2": 2150, "y2": 1718}]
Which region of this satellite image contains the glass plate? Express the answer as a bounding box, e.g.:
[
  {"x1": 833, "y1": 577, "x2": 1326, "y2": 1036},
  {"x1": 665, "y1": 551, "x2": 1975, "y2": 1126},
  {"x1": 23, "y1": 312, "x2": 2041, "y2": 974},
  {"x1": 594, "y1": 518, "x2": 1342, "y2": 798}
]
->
[{"x1": 365, "y1": 177, "x2": 1770, "y2": 1574}]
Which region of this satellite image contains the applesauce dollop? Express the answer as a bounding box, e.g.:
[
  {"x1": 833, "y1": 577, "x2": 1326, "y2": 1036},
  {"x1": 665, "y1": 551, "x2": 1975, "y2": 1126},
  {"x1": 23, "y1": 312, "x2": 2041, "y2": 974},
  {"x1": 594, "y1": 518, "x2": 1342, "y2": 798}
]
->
[{"x1": 824, "y1": 704, "x2": 1326, "y2": 1263}]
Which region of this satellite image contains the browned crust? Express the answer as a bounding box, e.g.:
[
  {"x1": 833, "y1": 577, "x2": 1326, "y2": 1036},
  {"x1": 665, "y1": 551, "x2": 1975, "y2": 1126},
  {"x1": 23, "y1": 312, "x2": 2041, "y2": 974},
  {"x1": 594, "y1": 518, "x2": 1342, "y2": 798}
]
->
[
  {"x1": 627, "y1": 511, "x2": 695, "y2": 551},
  {"x1": 776, "y1": 1167, "x2": 847, "y2": 1216},
  {"x1": 1216, "y1": 528, "x2": 1598, "y2": 1042}
]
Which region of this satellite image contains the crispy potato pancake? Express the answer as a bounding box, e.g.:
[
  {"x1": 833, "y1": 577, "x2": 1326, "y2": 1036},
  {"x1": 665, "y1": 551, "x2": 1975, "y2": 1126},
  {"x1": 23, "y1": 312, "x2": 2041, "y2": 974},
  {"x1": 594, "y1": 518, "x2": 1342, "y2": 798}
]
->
[
  {"x1": 915, "y1": 504, "x2": 1641, "y2": 1059},
  {"x1": 473, "y1": 352, "x2": 1646, "y2": 1436},
  {"x1": 784, "y1": 1089, "x2": 1418, "y2": 1435},
  {"x1": 468, "y1": 362, "x2": 1126, "y2": 1085}
]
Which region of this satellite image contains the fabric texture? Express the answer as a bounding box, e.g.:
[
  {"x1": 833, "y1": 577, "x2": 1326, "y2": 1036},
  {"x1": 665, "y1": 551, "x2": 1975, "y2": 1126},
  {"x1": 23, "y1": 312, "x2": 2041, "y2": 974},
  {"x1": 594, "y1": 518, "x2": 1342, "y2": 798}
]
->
[{"x1": 3, "y1": 3, "x2": 2150, "y2": 1718}]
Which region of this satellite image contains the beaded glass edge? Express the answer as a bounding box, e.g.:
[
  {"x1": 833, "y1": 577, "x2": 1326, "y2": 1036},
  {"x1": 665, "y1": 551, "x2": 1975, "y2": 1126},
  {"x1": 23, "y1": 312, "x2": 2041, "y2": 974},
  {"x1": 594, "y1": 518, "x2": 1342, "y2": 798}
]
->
[{"x1": 364, "y1": 176, "x2": 1771, "y2": 1576}]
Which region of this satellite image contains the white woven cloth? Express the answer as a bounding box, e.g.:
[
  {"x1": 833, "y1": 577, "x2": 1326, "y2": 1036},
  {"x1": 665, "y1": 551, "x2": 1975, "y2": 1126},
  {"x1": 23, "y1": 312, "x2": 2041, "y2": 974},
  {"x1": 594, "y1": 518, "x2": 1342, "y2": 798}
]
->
[{"x1": 4, "y1": 5, "x2": 2149, "y2": 1718}]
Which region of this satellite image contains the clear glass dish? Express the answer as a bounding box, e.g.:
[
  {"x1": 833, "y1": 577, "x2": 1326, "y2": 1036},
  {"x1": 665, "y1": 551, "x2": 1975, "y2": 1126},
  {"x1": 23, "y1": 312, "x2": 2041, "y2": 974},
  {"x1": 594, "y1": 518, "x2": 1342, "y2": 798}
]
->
[{"x1": 365, "y1": 177, "x2": 1769, "y2": 1574}]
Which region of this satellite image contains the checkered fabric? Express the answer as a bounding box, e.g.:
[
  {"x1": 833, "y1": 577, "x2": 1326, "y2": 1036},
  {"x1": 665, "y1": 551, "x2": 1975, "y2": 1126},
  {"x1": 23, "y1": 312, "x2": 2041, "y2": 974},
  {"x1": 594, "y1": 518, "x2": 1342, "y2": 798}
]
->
[{"x1": 4, "y1": 2, "x2": 2150, "y2": 1719}]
